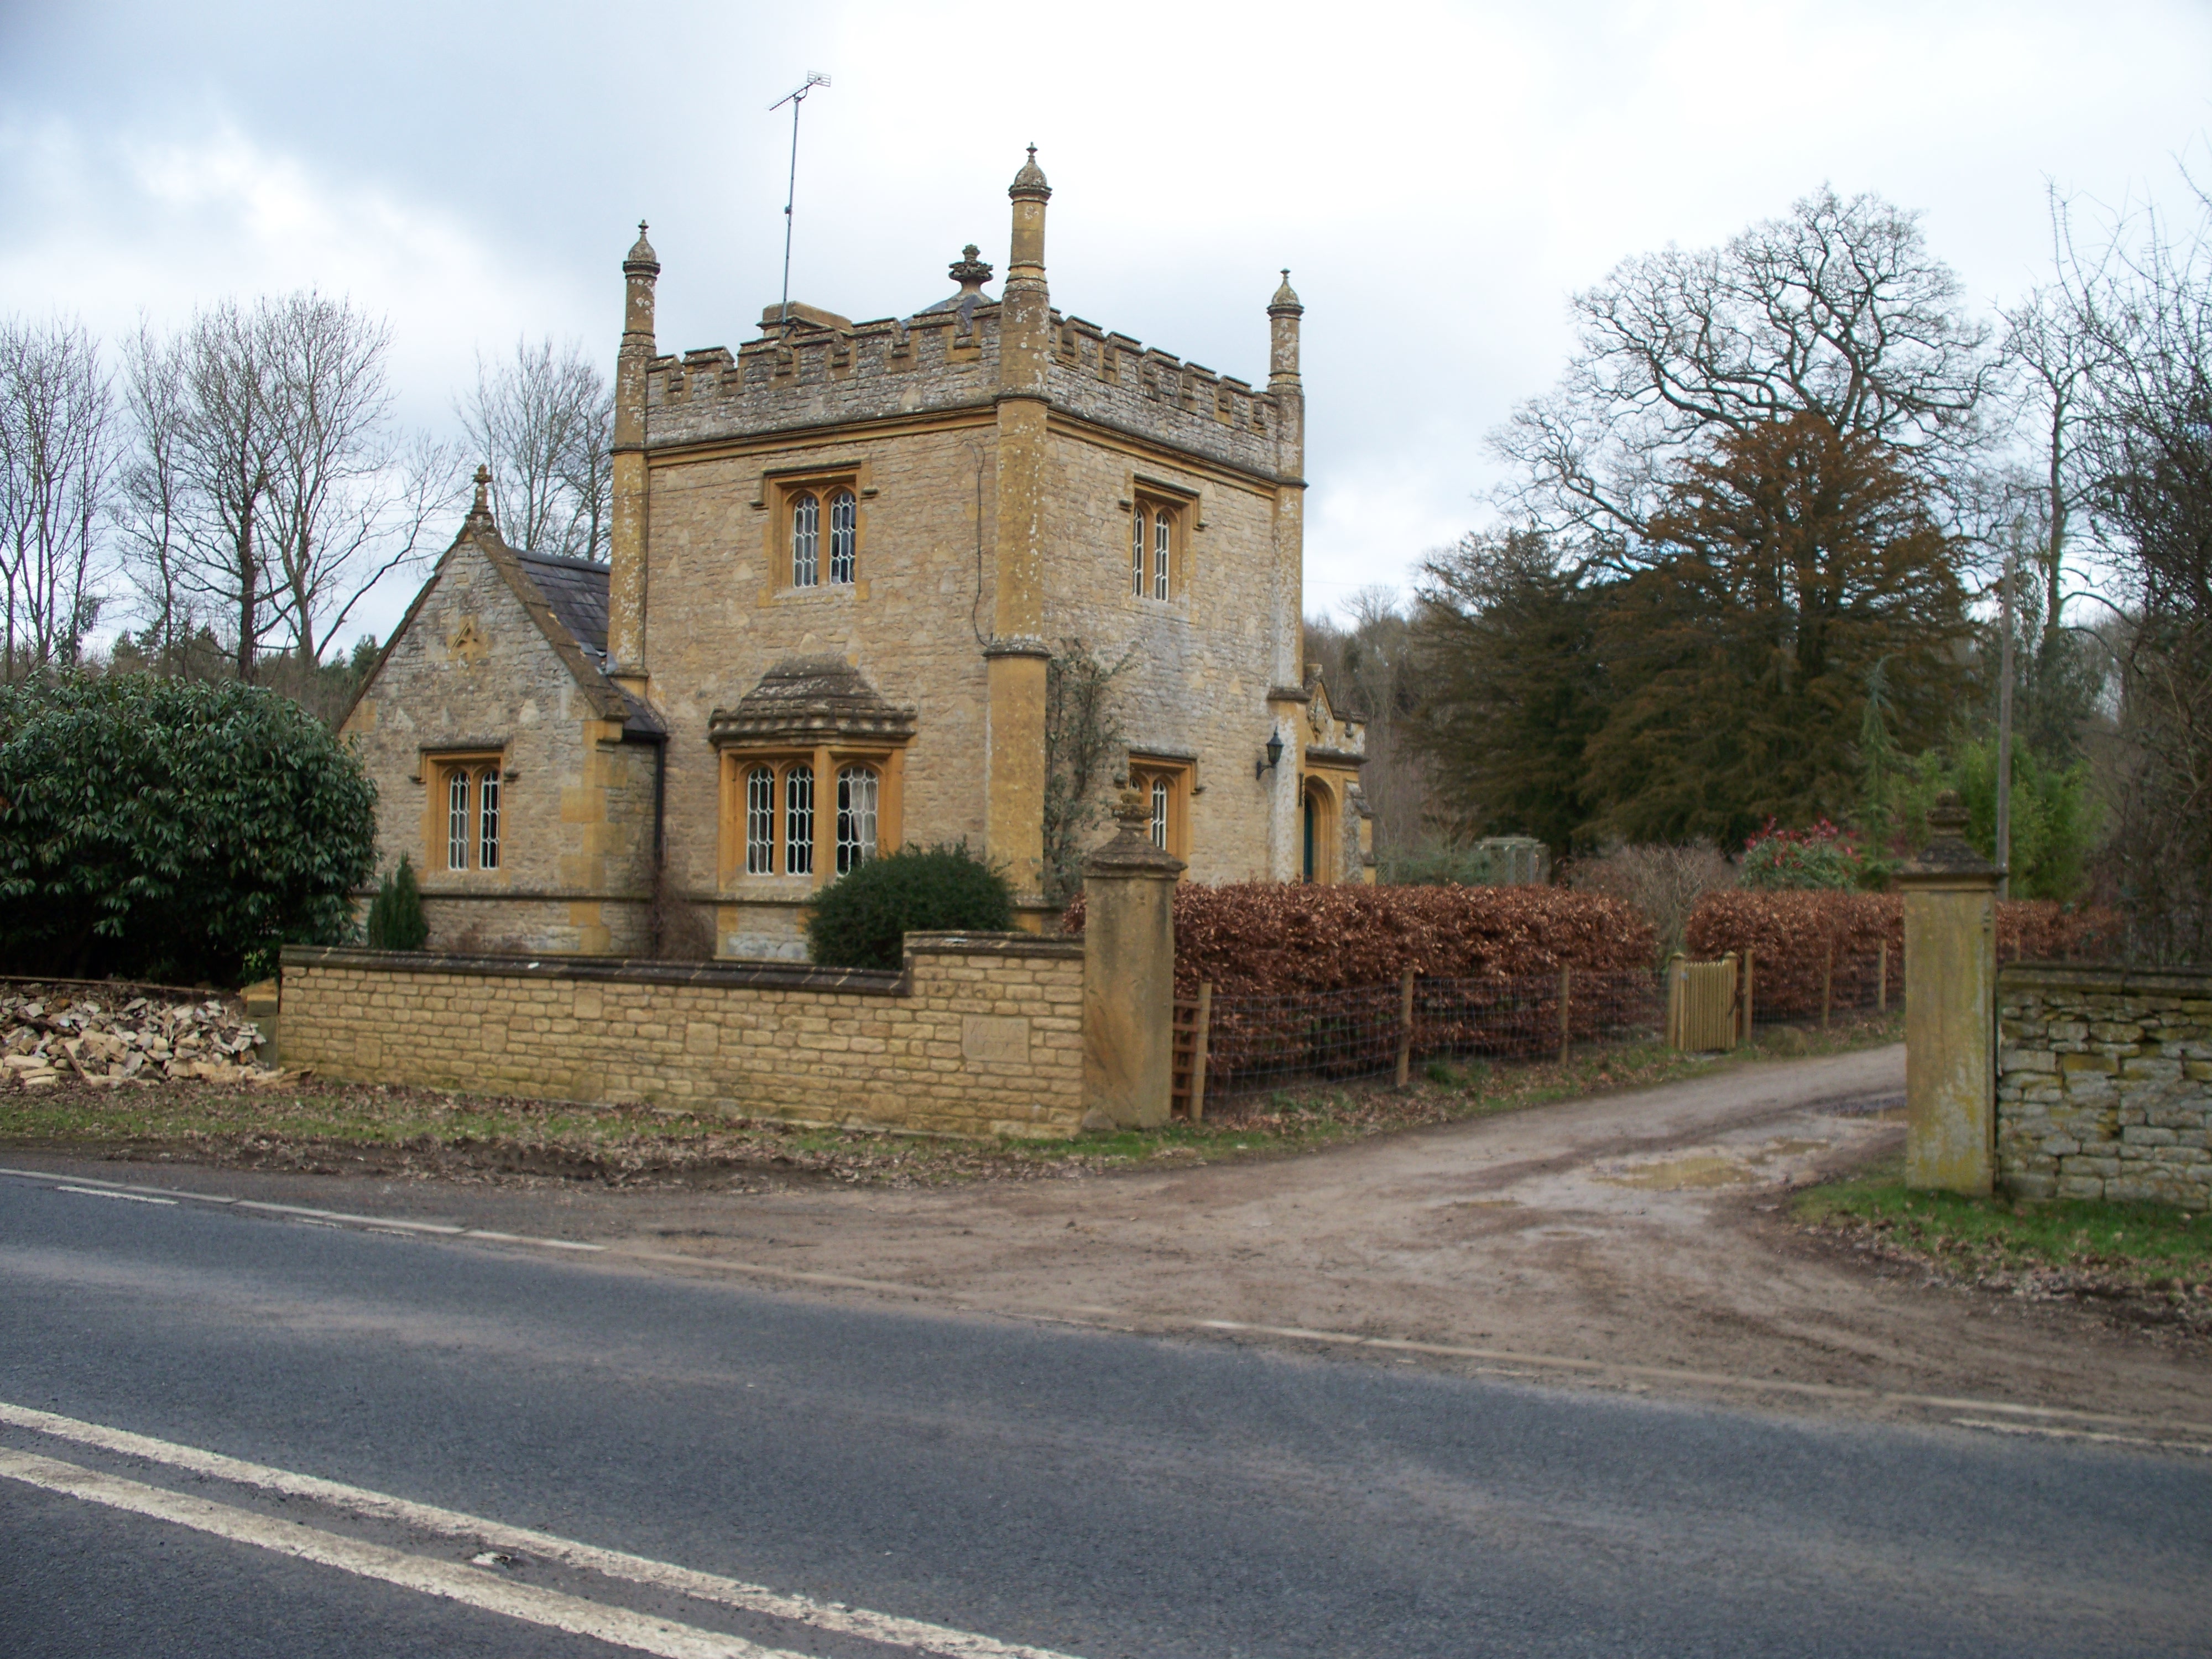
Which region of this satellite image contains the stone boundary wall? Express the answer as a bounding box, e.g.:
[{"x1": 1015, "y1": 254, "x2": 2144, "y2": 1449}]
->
[
  {"x1": 1997, "y1": 962, "x2": 2212, "y2": 1206},
  {"x1": 278, "y1": 933, "x2": 1086, "y2": 1139}
]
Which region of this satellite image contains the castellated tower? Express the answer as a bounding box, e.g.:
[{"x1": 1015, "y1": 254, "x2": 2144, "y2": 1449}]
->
[{"x1": 598, "y1": 150, "x2": 1366, "y2": 958}]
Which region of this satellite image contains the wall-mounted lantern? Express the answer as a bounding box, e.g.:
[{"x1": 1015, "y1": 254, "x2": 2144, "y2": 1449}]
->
[{"x1": 1255, "y1": 732, "x2": 1284, "y2": 779}]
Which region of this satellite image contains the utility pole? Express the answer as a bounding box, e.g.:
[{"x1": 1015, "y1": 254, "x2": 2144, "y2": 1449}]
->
[
  {"x1": 771, "y1": 72, "x2": 831, "y2": 333},
  {"x1": 1996, "y1": 536, "x2": 2016, "y2": 900}
]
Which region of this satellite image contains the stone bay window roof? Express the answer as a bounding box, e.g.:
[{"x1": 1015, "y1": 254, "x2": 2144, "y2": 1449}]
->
[{"x1": 708, "y1": 658, "x2": 919, "y2": 748}]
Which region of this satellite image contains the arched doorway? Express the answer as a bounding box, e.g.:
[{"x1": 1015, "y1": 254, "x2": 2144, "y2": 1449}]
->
[{"x1": 1302, "y1": 779, "x2": 1335, "y2": 884}]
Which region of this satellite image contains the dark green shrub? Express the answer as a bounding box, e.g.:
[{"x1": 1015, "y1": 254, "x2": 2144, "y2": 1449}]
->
[
  {"x1": 805, "y1": 842, "x2": 1014, "y2": 971},
  {"x1": 0, "y1": 674, "x2": 377, "y2": 985},
  {"x1": 365, "y1": 854, "x2": 429, "y2": 951}
]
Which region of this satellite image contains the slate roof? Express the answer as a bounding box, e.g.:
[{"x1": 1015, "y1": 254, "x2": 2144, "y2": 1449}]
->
[{"x1": 515, "y1": 550, "x2": 613, "y2": 659}]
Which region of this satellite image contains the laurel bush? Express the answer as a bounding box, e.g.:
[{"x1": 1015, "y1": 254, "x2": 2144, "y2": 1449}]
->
[{"x1": 0, "y1": 675, "x2": 377, "y2": 984}]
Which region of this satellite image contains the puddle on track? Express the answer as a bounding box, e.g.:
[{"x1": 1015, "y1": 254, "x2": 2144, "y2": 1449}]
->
[{"x1": 1597, "y1": 1155, "x2": 1760, "y2": 1191}]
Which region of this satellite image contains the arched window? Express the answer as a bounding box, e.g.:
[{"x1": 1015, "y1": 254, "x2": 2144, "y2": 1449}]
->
[
  {"x1": 1149, "y1": 776, "x2": 1169, "y2": 851},
  {"x1": 745, "y1": 764, "x2": 776, "y2": 874},
  {"x1": 827, "y1": 489, "x2": 857, "y2": 585},
  {"x1": 1130, "y1": 496, "x2": 1182, "y2": 601},
  {"x1": 836, "y1": 765, "x2": 878, "y2": 873},
  {"x1": 477, "y1": 768, "x2": 501, "y2": 870},
  {"x1": 446, "y1": 769, "x2": 471, "y2": 872},
  {"x1": 784, "y1": 764, "x2": 816, "y2": 875},
  {"x1": 791, "y1": 492, "x2": 820, "y2": 587}
]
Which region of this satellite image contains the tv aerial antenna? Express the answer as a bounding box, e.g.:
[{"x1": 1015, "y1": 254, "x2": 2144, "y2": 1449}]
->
[{"x1": 770, "y1": 71, "x2": 831, "y2": 332}]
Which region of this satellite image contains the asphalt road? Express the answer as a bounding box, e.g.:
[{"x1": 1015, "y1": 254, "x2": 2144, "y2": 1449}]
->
[{"x1": 2, "y1": 1169, "x2": 2207, "y2": 1658}]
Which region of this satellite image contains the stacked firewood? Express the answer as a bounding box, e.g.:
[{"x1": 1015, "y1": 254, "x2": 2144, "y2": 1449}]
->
[{"x1": 1, "y1": 988, "x2": 285, "y2": 1089}]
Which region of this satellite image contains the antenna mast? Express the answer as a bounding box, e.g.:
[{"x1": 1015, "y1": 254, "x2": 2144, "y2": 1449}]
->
[{"x1": 771, "y1": 71, "x2": 831, "y2": 332}]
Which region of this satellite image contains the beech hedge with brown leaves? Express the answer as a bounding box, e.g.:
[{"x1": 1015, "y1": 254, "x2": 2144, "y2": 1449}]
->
[
  {"x1": 1684, "y1": 891, "x2": 2119, "y2": 1020},
  {"x1": 1061, "y1": 881, "x2": 1655, "y2": 997}
]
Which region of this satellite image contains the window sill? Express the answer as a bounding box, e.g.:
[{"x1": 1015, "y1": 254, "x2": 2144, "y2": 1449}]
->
[{"x1": 774, "y1": 580, "x2": 864, "y2": 601}]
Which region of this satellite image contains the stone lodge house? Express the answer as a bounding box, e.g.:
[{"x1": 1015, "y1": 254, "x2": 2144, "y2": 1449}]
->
[{"x1": 341, "y1": 149, "x2": 1371, "y2": 958}]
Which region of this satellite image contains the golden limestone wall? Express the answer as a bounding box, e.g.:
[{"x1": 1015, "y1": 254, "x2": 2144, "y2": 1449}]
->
[
  {"x1": 642, "y1": 419, "x2": 999, "y2": 956},
  {"x1": 1998, "y1": 963, "x2": 2212, "y2": 1206},
  {"x1": 278, "y1": 934, "x2": 1084, "y2": 1139},
  {"x1": 343, "y1": 544, "x2": 658, "y2": 955},
  {"x1": 1041, "y1": 424, "x2": 1284, "y2": 882}
]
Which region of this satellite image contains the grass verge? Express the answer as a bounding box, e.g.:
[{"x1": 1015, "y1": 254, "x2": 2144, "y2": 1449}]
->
[
  {"x1": 0, "y1": 1011, "x2": 1902, "y2": 1189},
  {"x1": 1793, "y1": 1156, "x2": 2212, "y2": 1337}
]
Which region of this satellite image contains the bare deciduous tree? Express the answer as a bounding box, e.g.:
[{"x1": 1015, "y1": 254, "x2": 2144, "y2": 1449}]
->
[
  {"x1": 1305, "y1": 586, "x2": 1430, "y2": 857},
  {"x1": 1496, "y1": 186, "x2": 1995, "y2": 561},
  {"x1": 114, "y1": 320, "x2": 197, "y2": 661},
  {"x1": 2063, "y1": 176, "x2": 2212, "y2": 961},
  {"x1": 0, "y1": 315, "x2": 117, "y2": 677},
  {"x1": 262, "y1": 295, "x2": 457, "y2": 665},
  {"x1": 458, "y1": 337, "x2": 613, "y2": 561},
  {"x1": 119, "y1": 293, "x2": 457, "y2": 680}
]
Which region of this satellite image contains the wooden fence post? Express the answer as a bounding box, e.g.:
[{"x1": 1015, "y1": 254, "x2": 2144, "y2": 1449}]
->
[
  {"x1": 1191, "y1": 982, "x2": 1211, "y2": 1123},
  {"x1": 1743, "y1": 949, "x2": 1755, "y2": 1044},
  {"x1": 1877, "y1": 941, "x2": 1888, "y2": 1014},
  {"x1": 1558, "y1": 965, "x2": 1572, "y2": 1066},
  {"x1": 1395, "y1": 967, "x2": 1416, "y2": 1087}
]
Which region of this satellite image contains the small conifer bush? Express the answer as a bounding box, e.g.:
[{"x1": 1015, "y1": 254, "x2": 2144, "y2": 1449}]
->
[
  {"x1": 806, "y1": 842, "x2": 1014, "y2": 972},
  {"x1": 365, "y1": 855, "x2": 429, "y2": 951}
]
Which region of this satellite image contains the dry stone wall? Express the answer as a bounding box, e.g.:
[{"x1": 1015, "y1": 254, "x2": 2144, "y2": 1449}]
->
[
  {"x1": 279, "y1": 933, "x2": 1084, "y2": 1139},
  {"x1": 1997, "y1": 963, "x2": 2212, "y2": 1206}
]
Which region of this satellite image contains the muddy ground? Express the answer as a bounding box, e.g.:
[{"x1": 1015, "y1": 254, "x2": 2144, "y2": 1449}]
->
[{"x1": 9, "y1": 1044, "x2": 2210, "y2": 1444}]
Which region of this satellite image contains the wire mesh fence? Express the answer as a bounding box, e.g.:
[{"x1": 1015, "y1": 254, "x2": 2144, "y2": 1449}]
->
[
  {"x1": 1201, "y1": 969, "x2": 1665, "y2": 1103},
  {"x1": 1744, "y1": 945, "x2": 1902, "y2": 1028}
]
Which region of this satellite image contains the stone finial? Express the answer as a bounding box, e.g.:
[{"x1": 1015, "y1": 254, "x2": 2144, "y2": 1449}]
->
[
  {"x1": 1269, "y1": 268, "x2": 1303, "y2": 314},
  {"x1": 467, "y1": 463, "x2": 493, "y2": 525},
  {"x1": 1903, "y1": 788, "x2": 1999, "y2": 880},
  {"x1": 1083, "y1": 785, "x2": 1185, "y2": 877},
  {"x1": 1010, "y1": 144, "x2": 1051, "y2": 201},
  {"x1": 948, "y1": 243, "x2": 995, "y2": 291},
  {"x1": 624, "y1": 220, "x2": 660, "y2": 274}
]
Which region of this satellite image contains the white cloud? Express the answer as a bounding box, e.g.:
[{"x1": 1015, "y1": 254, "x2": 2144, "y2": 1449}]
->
[{"x1": 3, "y1": 0, "x2": 2209, "y2": 643}]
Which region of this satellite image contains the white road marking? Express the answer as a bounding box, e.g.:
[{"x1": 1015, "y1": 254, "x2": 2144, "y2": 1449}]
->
[
  {"x1": 0, "y1": 1446, "x2": 801, "y2": 1659},
  {"x1": 55, "y1": 1186, "x2": 176, "y2": 1205},
  {"x1": 0, "y1": 1400, "x2": 1086, "y2": 1659},
  {"x1": 0, "y1": 1167, "x2": 599, "y2": 1252},
  {"x1": 1950, "y1": 1417, "x2": 2212, "y2": 1456},
  {"x1": 7, "y1": 1164, "x2": 2208, "y2": 1444}
]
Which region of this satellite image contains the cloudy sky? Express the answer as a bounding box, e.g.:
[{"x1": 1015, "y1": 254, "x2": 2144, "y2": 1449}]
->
[{"x1": 3, "y1": 0, "x2": 2208, "y2": 650}]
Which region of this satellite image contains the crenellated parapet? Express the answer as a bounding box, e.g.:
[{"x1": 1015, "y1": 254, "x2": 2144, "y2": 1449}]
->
[
  {"x1": 644, "y1": 304, "x2": 1003, "y2": 448},
  {"x1": 645, "y1": 304, "x2": 1289, "y2": 478},
  {"x1": 1041, "y1": 312, "x2": 1285, "y2": 478}
]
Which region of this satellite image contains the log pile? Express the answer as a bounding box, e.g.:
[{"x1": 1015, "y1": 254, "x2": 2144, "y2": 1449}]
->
[{"x1": 2, "y1": 987, "x2": 286, "y2": 1090}]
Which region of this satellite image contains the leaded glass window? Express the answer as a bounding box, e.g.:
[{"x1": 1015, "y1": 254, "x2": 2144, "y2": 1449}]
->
[
  {"x1": 785, "y1": 764, "x2": 815, "y2": 875},
  {"x1": 477, "y1": 769, "x2": 500, "y2": 870},
  {"x1": 836, "y1": 765, "x2": 878, "y2": 874},
  {"x1": 1150, "y1": 776, "x2": 1168, "y2": 850},
  {"x1": 1131, "y1": 506, "x2": 1146, "y2": 597},
  {"x1": 446, "y1": 769, "x2": 469, "y2": 871},
  {"x1": 827, "y1": 489, "x2": 857, "y2": 585},
  {"x1": 745, "y1": 764, "x2": 776, "y2": 874},
  {"x1": 1154, "y1": 511, "x2": 1171, "y2": 599},
  {"x1": 791, "y1": 492, "x2": 820, "y2": 587}
]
